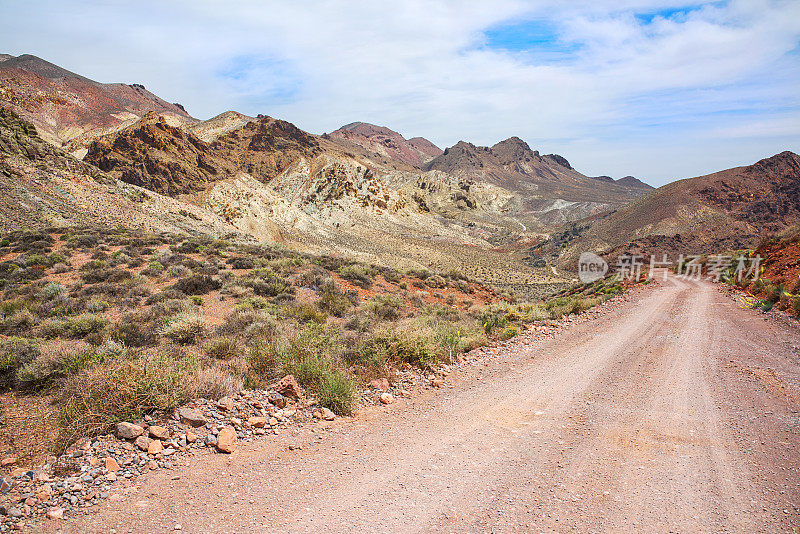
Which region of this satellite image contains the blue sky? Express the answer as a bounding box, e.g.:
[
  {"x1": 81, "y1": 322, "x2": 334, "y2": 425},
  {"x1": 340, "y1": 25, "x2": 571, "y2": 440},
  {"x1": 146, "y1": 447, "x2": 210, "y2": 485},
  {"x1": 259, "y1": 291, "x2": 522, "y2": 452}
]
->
[{"x1": 1, "y1": 0, "x2": 799, "y2": 186}]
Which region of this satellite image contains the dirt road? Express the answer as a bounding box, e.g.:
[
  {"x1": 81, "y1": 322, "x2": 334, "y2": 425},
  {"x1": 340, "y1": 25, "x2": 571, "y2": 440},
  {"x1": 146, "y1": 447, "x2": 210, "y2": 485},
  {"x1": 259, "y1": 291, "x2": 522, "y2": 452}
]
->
[{"x1": 59, "y1": 277, "x2": 800, "y2": 532}]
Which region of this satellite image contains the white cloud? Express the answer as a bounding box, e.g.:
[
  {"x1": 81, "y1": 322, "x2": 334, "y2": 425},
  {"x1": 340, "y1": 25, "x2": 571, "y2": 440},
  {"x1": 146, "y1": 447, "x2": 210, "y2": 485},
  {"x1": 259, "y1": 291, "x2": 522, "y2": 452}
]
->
[{"x1": 1, "y1": 0, "x2": 798, "y2": 186}]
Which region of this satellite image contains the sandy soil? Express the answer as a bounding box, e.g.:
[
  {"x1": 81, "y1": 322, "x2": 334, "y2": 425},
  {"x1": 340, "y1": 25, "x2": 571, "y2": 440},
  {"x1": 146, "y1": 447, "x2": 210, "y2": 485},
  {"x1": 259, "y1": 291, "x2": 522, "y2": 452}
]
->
[{"x1": 49, "y1": 276, "x2": 800, "y2": 533}]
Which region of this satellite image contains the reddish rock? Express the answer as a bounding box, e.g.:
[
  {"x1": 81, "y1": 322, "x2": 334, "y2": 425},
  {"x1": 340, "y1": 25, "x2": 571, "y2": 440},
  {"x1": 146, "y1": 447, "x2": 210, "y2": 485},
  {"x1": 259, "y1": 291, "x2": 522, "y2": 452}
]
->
[
  {"x1": 275, "y1": 375, "x2": 305, "y2": 400},
  {"x1": 104, "y1": 457, "x2": 120, "y2": 472},
  {"x1": 216, "y1": 426, "x2": 237, "y2": 453}
]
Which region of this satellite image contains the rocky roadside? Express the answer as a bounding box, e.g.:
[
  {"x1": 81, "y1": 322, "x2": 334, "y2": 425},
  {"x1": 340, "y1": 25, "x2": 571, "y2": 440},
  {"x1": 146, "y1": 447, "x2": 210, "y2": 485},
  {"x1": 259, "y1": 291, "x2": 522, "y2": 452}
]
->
[{"x1": 0, "y1": 283, "x2": 650, "y2": 531}]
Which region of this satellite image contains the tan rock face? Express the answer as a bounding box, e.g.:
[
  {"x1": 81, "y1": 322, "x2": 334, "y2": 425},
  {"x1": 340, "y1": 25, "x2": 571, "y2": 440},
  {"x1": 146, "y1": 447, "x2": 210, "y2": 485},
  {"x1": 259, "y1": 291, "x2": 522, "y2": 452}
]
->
[
  {"x1": 379, "y1": 393, "x2": 395, "y2": 405},
  {"x1": 147, "y1": 440, "x2": 164, "y2": 455},
  {"x1": 247, "y1": 417, "x2": 268, "y2": 428},
  {"x1": 216, "y1": 426, "x2": 237, "y2": 453}
]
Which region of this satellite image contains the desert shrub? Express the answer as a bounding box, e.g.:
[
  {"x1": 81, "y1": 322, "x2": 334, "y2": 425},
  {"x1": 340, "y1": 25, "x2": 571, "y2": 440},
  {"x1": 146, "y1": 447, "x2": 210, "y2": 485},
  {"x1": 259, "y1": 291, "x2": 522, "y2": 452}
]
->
[
  {"x1": 399, "y1": 282, "x2": 408, "y2": 290},
  {"x1": 227, "y1": 256, "x2": 255, "y2": 270},
  {"x1": 146, "y1": 289, "x2": 186, "y2": 305},
  {"x1": 35, "y1": 317, "x2": 66, "y2": 338},
  {"x1": 425, "y1": 275, "x2": 447, "y2": 289},
  {"x1": 479, "y1": 308, "x2": 507, "y2": 335},
  {"x1": 58, "y1": 350, "x2": 198, "y2": 443},
  {"x1": 501, "y1": 326, "x2": 520, "y2": 341},
  {"x1": 338, "y1": 264, "x2": 375, "y2": 289},
  {"x1": 43, "y1": 282, "x2": 67, "y2": 299},
  {"x1": 318, "y1": 281, "x2": 350, "y2": 317},
  {"x1": 17, "y1": 339, "x2": 95, "y2": 389},
  {"x1": 317, "y1": 371, "x2": 356, "y2": 416},
  {"x1": 168, "y1": 265, "x2": 193, "y2": 278},
  {"x1": 189, "y1": 295, "x2": 204, "y2": 306},
  {"x1": 764, "y1": 284, "x2": 782, "y2": 304},
  {"x1": 162, "y1": 313, "x2": 206, "y2": 344},
  {"x1": 245, "y1": 335, "x2": 282, "y2": 385},
  {"x1": 51, "y1": 263, "x2": 70, "y2": 274},
  {"x1": 204, "y1": 336, "x2": 238, "y2": 361},
  {"x1": 0, "y1": 337, "x2": 39, "y2": 386},
  {"x1": 292, "y1": 303, "x2": 328, "y2": 324},
  {"x1": 86, "y1": 300, "x2": 110, "y2": 313},
  {"x1": 760, "y1": 300, "x2": 774, "y2": 312},
  {"x1": 111, "y1": 314, "x2": 158, "y2": 347},
  {"x1": 365, "y1": 295, "x2": 403, "y2": 320},
  {"x1": 63, "y1": 314, "x2": 107, "y2": 338},
  {"x1": 188, "y1": 365, "x2": 243, "y2": 400},
  {"x1": 382, "y1": 270, "x2": 401, "y2": 284},
  {"x1": 0, "y1": 309, "x2": 36, "y2": 335},
  {"x1": 356, "y1": 332, "x2": 436, "y2": 369}
]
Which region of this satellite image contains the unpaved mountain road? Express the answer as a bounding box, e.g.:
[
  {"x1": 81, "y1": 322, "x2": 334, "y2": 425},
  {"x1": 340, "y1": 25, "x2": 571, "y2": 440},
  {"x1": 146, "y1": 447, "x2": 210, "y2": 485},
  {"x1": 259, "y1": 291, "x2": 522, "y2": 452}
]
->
[{"x1": 54, "y1": 277, "x2": 800, "y2": 533}]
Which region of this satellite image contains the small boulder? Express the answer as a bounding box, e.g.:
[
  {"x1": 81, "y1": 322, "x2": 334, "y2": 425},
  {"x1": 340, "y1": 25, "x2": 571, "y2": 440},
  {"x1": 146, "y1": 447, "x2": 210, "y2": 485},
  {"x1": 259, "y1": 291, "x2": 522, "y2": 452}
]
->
[
  {"x1": 431, "y1": 378, "x2": 444, "y2": 388},
  {"x1": 178, "y1": 408, "x2": 207, "y2": 427},
  {"x1": 247, "y1": 417, "x2": 268, "y2": 428},
  {"x1": 275, "y1": 375, "x2": 304, "y2": 401},
  {"x1": 267, "y1": 391, "x2": 287, "y2": 408},
  {"x1": 217, "y1": 397, "x2": 235, "y2": 411},
  {"x1": 379, "y1": 393, "x2": 394, "y2": 405},
  {"x1": 104, "y1": 457, "x2": 120, "y2": 472},
  {"x1": 148, "y1": 425, "x2": 169, "y2": 440},
  {"x1": 185, "y1": 432, "x2": 197, "y2": 443},
  {"x1": 216, "y1": 426, "x2": 237, "y2": 453},
  {"x1": 134, "y1": 435, "x2": 152, "y2": 452},
  {"x1": 115, "y1": 422, "x2": 144, "y2": 440},
  {"x1": 320, "y1": 407, "x2": 336, "y2": 421},
  {"x1": 46, "y1": 507, "x2": 63, "y2": 520},
  {"x1": 0, "y1": 457, "x2": 17, "y2": 467},
  {"x1": 147, "y1": 440, "x2": 163, "y2": 455}
]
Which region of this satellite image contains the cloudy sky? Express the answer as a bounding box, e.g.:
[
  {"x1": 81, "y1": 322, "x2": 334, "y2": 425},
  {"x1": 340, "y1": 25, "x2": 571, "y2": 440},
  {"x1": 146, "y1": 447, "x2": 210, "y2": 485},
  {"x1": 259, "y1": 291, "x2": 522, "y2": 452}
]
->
[{"x1": 2, "y1": 0, "x2": 799, "y2": 185}]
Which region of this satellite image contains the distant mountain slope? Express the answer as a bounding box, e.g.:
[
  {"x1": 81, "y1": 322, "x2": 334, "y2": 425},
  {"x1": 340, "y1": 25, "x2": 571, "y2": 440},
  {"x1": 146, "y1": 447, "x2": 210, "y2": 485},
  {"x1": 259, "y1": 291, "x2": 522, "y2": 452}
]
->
[
  {"x1": 0, "y1": 106, "x2": 237, "y2": 237},
  {"x1": 425, "y1": 137, "x2": 651, "y2": 226},
  {"x1": 327, "y1": 122, "x2": 442, "y2": 168},
  {"x1": 535, "y1": 151, "x2": 800, "y2": 267},
  {"x1": 0, "y1": 53, "x2": 193, "y2": 151}
]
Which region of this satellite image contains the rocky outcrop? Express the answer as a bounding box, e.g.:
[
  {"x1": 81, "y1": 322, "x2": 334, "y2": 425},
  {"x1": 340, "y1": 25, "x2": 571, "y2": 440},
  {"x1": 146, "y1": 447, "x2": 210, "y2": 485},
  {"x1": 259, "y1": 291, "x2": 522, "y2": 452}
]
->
[
  {"x1": 328, "y1": 122, "x2": 442, "y2": 168},
  {"x1": 84, "y1": 112, "x2": 237, "y2": 196},
  {"x1": 0, "y1": 54, "x2": 193, "y2": 149}
]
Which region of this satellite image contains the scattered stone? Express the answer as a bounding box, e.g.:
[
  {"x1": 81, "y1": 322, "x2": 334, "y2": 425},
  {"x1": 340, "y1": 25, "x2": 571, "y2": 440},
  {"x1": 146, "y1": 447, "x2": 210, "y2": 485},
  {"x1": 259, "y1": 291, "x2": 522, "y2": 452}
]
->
[
  {"x1": 217, "y1": 397, "x2": 235, "y2": 411},
  {"x1": 148, "y1": 425, "x2": 169, "y2": 440},
  {"x1": 247, "y1": 417, "x2": 268, "y2": 428},
  {"x1": 104, "y1": 457, "x2": 120, "y2": 472},
  {"x1": 275, "y1": 375, "x2": 304, "y2": 400},
  {"x1": 369, "y1": 378, "x2": 390, "y2": 391},
  {"x1": 178, "y1": 408, "x2": 207, "y2": 427},
  {"x1": 115, "y1": 422, "x2": 144, "y2": 440},
  {"x1": 147, "y1": 440, "x2": 164, "y2": 455},
  {"x1": 379, "y1": 393, "x2": 394, "y2": 405},
  {"x1": 185, "y1": 432, "x2": 197, "y2": 443},
  {"x1": 46, "y1": 507, "x2": 63, "y2": 520},
  {"x1": 7, "y1": 507, "x2": 21, "y2": 518},
  {"x1": 320, "y1": 407, "x2": 336, "y2": 421},
  {"x1": 216, "y1": 426, "x2": 237, "y2": 453},
  {"x1": 0, "y1": 457, "x2": 17, "y2": 467},
  {"x1": 135, "y1": 435, "x2": 152, "y2": 452},
  {"x1": 267, "y1": 391, "x2": 287, "y2": 408},
  {"x1": 431, "y1": 378, "x2": 444, "y2": 388}
]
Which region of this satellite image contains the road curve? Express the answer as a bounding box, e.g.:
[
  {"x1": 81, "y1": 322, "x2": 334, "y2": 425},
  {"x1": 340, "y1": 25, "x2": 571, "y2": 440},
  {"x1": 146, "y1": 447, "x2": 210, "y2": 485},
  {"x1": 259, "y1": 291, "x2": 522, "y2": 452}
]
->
[{"x1": 56, "y1": 277, "x2": 800, "y2": 533}]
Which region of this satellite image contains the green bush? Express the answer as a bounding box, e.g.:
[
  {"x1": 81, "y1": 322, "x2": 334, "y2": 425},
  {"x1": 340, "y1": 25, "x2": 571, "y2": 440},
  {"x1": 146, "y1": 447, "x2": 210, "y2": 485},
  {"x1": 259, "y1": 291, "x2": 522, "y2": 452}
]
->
[
  {"x1": 204, "y1": 336, "x2": 238, "y2": 361},
  {"x1": 290, "y1": 303, "x2": 328, "y2": 324},
  {"x1": 425, "y1": 275, "x2": 447, "y2": 289},
  {"x1": 338, "y1": 264, "x2": 375, "y2": 290},
  {"x1": 64, "y1": 314, "x2": 107, "y2": 338},
  {"x1": 162, "y1": 313, "x2": 206, "y2": 344},
  {"x1": 501, "y1": 326, "x2": 520, "y2": 340},
  {"x1": 365, "y1": 295, "x2": 403, "y2": 320},
  {"x1": 318, "y1": 281, "x2": 350, "y2": 317},
  {"x1": 318, "y1": 371, "x2": 356, "y2": 415},
  {"x1": 43, "y1": 282, "x2": 67, "y2": 299}
]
